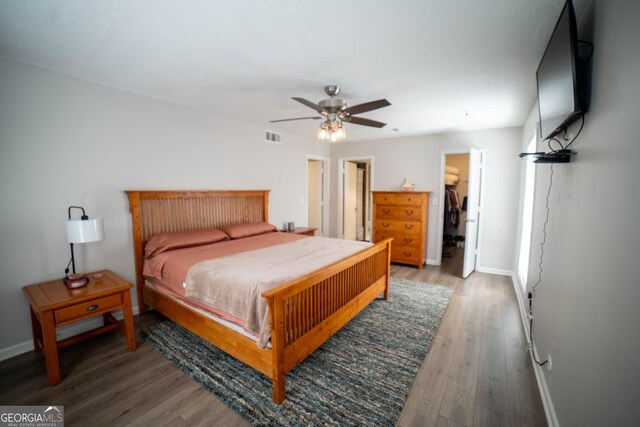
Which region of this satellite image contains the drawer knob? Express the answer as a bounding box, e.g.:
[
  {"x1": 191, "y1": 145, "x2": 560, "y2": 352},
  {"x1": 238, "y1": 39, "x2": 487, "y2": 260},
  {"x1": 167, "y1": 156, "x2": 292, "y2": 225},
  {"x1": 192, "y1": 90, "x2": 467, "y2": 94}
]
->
[
  {"x1": 404, "y1": 251, "x2": 412, "y2": 257},
  {"x1": 383, "y1": 209, "x2": 391, "y2": 214},
  {"x1": 404, "y1": 238, "x2": 412, "y2": 243},
  {"x1": 86, "y1": 304, "x2": 98, "y2": 311},
  {"x1": 404, "y1": 224, "x2": 413, "y2": 230},
  {"x1": 405, "y1": 210, "x2": 414, "y2": 215},
  {"x1": 382, "y1": 223, "x2": 390, "y2": 228}
]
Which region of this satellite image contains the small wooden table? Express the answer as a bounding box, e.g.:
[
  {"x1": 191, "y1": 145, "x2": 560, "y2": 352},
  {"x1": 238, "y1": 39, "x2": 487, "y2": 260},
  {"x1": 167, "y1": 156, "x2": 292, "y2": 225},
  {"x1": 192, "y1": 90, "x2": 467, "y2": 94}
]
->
[
  {"x1": 23, "y1": 269, "x2": 136, "y2": 386},
  {"x1": 284, "y1": 227, "x2": 317, "y2": 236}
]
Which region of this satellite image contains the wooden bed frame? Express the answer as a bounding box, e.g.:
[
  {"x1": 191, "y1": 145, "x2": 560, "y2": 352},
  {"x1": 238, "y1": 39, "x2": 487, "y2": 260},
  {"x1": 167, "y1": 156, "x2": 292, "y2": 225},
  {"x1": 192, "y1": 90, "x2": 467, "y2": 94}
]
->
[{"x1": 126, "y1": 190, "x2": 392, "y2": 404}]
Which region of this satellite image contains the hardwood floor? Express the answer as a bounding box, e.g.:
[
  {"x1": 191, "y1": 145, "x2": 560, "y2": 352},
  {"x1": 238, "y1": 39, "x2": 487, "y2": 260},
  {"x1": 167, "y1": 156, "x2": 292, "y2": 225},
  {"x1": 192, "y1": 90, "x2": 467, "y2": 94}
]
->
[{"x1": 0, "y1": 250, "x2": 546, "y2": 426}]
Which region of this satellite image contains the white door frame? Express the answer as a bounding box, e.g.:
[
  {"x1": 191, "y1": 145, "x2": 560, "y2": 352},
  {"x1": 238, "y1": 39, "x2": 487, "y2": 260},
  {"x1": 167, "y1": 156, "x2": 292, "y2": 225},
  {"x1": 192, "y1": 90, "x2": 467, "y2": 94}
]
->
[
  {"x1": 436, "y1": 149, "x2": 487, "y2": 266},
  {"x1": 306, "y1": 155, "x2": 330, "y2": 237},
  {"x1": 337, "y1": 155, "x2": 375, "y2": 239}
]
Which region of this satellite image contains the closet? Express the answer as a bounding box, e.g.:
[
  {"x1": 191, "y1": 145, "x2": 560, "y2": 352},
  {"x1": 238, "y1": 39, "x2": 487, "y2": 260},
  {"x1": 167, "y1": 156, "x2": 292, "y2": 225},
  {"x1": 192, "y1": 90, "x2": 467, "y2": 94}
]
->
[{"x1": 443, "y1": 154, "x2": 469, "y2": 259}]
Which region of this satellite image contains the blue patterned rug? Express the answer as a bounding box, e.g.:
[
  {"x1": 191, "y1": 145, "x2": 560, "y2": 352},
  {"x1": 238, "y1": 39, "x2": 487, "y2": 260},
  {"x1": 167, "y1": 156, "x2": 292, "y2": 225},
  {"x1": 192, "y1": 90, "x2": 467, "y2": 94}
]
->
[{"x1": 140, "y1": 277, "x2": 452, "y2": 426}]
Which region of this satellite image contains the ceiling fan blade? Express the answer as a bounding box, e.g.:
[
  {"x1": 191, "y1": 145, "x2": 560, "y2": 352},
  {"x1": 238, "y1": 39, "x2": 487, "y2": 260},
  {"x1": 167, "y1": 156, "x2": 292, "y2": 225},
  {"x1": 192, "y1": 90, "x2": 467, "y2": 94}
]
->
[
  {"x1": 345, "y1": 116, "x2": 387, "y2": 128},
  {"x1": 270, "y1": 116, "x2": 322, "y2": 123},
  {"x1": 345, "y1": 99, "x2": 391, "y2": 115},
  {"x1": 292, "y1": 97, "x2": 324, "y2": 113}
]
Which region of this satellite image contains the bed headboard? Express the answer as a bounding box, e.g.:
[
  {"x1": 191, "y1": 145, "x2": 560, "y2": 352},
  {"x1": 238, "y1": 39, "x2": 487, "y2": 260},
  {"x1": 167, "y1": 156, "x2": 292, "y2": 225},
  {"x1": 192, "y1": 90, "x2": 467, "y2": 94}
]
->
[{"x1": 125, "y1": 190, "x2": 270, "y2": 312}]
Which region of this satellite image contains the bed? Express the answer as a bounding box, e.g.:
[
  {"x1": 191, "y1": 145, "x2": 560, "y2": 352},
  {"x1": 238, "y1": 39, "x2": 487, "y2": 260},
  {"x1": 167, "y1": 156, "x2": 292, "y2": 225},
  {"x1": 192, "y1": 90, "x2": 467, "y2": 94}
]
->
[{"x1": 126, "y1": 190, "x2": 392, "y2": 403}]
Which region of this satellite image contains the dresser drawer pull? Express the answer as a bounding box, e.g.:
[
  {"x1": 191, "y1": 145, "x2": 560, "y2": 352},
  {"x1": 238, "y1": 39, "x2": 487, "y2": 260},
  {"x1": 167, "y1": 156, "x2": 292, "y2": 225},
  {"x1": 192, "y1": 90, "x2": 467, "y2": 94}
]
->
[
  {"x1": 404, "y1": 224, "x2": 413, "y2": 230},
  {"x1": 383, "y1": 209, "x2": 391, "y2": 214},
  {"x1": 404, "y1": 251, "x2": 413, "y2": 257},
  {"x1": 382, "y1": 223, "x2": 390, "y2": 228},
  {"x1": 405, "y1": 210, "x2": 414, "y2": 215},
  {"x1": 86, "y1": 304, "x2": 98, "y2": 312},
  {"x1": 404, "y1": 238, "x2": 413, "y2": 244}
]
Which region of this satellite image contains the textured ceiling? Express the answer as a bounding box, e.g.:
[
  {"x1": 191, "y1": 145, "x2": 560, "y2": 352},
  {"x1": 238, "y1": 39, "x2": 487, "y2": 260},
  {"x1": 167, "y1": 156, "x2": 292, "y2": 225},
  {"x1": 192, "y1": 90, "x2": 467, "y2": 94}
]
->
[{"x1": 0, "y1": 0, "x2": 568, "y2": 141}]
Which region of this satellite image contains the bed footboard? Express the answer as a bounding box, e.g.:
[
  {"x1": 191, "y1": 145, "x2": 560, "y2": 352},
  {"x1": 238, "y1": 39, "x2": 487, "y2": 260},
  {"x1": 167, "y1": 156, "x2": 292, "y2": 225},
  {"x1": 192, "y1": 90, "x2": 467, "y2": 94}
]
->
[{"x1": 262, "y1": 238, "x2": 392, "y2": 404}]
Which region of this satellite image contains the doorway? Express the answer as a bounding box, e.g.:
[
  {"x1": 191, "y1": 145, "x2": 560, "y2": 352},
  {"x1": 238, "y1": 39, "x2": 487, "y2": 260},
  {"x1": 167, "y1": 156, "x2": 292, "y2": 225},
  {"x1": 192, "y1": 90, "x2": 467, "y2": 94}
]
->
[
  {"x1": 307, "y1": 156, "x2": 330, "y2": 236},
  {"x1": 338, "y1": 156, "x2": 373, "y2": 241},
  {"x1": 438, "y1": 148, "x2": 485, "y2": 278}
]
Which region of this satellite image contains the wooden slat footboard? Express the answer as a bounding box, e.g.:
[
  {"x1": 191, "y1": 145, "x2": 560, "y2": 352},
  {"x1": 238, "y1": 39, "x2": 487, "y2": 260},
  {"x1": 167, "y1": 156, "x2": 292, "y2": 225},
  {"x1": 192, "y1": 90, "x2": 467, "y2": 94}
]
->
[{"x1": 263, "y1": 238, "x2": 392, "y2": 403}]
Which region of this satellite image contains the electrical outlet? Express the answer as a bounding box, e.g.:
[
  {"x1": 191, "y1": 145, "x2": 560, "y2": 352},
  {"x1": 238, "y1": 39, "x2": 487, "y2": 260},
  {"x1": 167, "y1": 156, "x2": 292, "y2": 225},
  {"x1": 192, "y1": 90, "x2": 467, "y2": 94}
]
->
[{"x1": 547, "y1": 355, "x2": 553, "y2": 371}]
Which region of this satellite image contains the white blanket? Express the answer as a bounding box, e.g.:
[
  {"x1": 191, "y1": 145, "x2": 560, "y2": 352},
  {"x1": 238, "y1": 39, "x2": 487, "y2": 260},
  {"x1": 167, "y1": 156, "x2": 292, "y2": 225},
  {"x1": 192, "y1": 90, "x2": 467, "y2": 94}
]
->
[{"x1": 185, "y1": 237, "x2": 371, "y2": 348}]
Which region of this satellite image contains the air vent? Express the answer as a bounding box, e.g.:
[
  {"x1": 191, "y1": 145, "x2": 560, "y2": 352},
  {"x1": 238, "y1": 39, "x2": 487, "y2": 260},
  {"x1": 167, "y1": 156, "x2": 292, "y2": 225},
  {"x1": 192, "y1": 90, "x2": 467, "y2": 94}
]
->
[{"x1": 265, "y1": 130, "x2": 282, "y2": 144}]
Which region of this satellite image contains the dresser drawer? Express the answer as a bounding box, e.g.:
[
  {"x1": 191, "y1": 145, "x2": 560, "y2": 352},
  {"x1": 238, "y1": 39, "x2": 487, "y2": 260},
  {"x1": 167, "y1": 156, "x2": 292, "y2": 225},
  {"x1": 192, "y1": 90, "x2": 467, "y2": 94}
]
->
[
  {"x1": 376, "y1": 205, "x2": 422, "y2": 221},
  {"x1": 397, "y1": 194, "x2": 423, "y2": 206},
  {"x1": 391, "y1": 245, "x2": 422, "y2": 264},
  {"x1": 374, "y1": 231, "x2": 421, "y2": 248},
  {"x1": 375, "y1": 219, "x2": 421, "y2": 235},
  {"x1": 54, "y1": 293, "x2": 123, "y2": 325},
  {"x1": 373, "y1": 193, "x2": 398, "y2": 205}
]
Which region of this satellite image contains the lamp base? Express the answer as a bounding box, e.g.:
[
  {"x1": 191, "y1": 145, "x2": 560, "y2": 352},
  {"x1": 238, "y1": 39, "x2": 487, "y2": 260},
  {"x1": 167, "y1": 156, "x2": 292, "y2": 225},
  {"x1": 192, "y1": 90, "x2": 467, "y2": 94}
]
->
[{"x1": 64, "y1": 273, "x2": 88, "y2": 289}]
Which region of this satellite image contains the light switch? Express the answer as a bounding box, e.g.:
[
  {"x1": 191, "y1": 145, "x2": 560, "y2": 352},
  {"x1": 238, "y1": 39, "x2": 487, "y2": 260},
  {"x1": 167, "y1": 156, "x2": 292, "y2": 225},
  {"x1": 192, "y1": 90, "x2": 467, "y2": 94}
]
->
[{"x1": 432, "y1": 198, "x2": 438, "y2": 206}]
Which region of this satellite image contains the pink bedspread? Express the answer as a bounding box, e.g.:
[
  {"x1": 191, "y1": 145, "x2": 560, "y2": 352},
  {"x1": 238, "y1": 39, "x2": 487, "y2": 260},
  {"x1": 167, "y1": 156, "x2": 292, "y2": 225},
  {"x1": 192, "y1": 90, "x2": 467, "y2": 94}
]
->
[
  {"x1": 143, "y1": 232, "x2": 371, "y2": 347},
  {"x1": 143, "y1": 232, "x2": 305, "y2": 296}
]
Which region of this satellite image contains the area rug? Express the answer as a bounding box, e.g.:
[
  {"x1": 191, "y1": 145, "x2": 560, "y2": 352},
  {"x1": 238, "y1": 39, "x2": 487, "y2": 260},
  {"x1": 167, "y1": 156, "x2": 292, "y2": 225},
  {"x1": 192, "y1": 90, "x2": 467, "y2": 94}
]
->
[{"x1": 140, "y1": 277, "x2": 452, "y2": 426}]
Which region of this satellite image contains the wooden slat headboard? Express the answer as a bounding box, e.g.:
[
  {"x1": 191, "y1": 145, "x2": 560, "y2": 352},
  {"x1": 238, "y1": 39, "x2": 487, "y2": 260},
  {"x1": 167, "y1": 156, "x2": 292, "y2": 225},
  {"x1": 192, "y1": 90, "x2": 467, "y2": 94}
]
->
[{"x1": 125, "y1": 190, "x2": 270, "y2": 312}]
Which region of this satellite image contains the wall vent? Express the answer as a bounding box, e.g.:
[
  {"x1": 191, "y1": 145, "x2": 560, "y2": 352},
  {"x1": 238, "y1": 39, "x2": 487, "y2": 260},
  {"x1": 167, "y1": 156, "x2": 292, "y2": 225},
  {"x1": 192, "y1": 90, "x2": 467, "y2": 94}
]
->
[{"x1": 265, "y1": 130, "x2": 282, "y2": 144}]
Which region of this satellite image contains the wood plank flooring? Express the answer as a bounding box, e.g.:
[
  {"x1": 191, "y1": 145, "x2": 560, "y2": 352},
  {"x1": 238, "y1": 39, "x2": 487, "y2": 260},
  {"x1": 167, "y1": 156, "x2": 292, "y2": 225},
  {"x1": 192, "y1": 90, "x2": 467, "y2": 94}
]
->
[{"x1": 0, "y1": 248, "x2": 546, "y2": 426}]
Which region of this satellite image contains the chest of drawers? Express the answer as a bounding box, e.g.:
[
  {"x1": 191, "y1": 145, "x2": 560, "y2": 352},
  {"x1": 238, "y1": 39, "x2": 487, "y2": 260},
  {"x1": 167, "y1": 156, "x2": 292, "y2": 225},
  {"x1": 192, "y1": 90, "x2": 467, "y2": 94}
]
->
[{"x1": 372, "y1": 191, "x2": 429, "y2": 269}]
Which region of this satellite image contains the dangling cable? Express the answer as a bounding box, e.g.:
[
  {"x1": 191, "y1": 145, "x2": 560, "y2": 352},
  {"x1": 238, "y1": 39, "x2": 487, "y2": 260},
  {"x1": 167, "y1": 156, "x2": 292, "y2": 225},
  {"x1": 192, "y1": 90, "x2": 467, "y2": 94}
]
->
[{"x1": 528, "y1": 163, "x2": 554, "y2": 367}]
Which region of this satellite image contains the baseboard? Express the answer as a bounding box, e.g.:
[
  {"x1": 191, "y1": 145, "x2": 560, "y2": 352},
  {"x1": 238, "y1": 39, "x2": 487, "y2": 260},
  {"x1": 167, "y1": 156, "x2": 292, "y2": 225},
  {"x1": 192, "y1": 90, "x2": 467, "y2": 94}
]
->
[
  {"x1": 426, "y1": 258, "x2": 439, "y2": 266},
  {"x1": 509, "y1": 273, "x2": 559, "y2": 427},
  {"x1": 475, "y1": 266, "x2": 513, "y2": 276},
  {"x1": 0, "y1": 306, "x2": 140, "y2": 362}
]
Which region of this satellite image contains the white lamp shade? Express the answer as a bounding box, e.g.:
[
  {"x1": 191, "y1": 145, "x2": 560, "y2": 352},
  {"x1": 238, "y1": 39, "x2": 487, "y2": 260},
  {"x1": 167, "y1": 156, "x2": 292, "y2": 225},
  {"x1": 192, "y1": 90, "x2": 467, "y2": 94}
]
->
[{"x1": 66, "y1": 217, "x2": 104, "y2": 243}]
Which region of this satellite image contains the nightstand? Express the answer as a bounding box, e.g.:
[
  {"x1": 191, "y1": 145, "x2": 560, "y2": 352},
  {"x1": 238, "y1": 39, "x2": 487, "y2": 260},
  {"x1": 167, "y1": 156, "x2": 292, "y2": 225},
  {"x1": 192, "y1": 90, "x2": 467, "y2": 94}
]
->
[
  {"x1": 23, "y1": 269, "x2": 136, "y2": 386},
  {"x1": 286, "y1": 227, "x2": 317, "y2": 236}
]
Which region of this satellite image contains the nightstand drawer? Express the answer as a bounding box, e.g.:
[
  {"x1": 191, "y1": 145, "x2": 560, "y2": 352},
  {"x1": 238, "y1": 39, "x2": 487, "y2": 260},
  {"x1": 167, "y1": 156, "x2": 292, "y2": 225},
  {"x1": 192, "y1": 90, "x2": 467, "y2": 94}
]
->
[{"x1": 55, "y1": 293, "x2": 123, "y2": 325}]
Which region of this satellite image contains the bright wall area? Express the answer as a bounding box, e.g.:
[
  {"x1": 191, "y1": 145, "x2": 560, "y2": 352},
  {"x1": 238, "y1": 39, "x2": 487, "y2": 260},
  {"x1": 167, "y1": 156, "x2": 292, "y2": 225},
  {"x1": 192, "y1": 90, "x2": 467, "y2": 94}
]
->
[
  {"x1": 329, "y1": 127, "x2": 522, "y2": 271},
  {"x1": 524, "y1": 1, "x2": 640, "y2": 425},
  {"x1": 0, "y1": 59, "x2": 327, "y2": 354}
]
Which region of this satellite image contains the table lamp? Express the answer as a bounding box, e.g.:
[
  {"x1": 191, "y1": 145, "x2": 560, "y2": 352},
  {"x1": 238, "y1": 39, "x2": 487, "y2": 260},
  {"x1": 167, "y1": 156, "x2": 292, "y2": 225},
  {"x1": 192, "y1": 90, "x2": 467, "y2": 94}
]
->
[{"x1": 64, "y1": 206, "x2": 104, "y2": 288}]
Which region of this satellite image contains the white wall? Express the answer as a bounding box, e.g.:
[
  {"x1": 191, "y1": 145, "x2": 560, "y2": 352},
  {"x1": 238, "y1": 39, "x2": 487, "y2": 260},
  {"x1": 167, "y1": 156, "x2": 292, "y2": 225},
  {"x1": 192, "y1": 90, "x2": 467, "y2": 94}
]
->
[
  {"x1": 0, "y1": 59, "x2": 328, "y2": 353},
  {"x1": 525, "y1": 1, "x2": 640, "y2": 425},
  {"x1": 329, "y1": 127, "x2": 522, "y2": 270}
]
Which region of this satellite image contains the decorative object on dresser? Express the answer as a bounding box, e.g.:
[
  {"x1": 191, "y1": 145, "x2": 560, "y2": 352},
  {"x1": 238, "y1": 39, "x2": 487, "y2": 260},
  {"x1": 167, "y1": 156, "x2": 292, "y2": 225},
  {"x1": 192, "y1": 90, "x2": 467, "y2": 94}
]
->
[
  {"x1": 23, "y1": 269, "x2": 136, "y2": 386},
  {"x1": 373, "y1": 191, "x2": 430, "y2": 269},
  {"x1": 402, "y1": 177, "x2": 416, "y2": 192},
  {"x1": 125, "y1": 190, "x2": 392, "y2": 404},
  {"x1": 64, "y1": 206, "x2": 104, "y2": 289}
]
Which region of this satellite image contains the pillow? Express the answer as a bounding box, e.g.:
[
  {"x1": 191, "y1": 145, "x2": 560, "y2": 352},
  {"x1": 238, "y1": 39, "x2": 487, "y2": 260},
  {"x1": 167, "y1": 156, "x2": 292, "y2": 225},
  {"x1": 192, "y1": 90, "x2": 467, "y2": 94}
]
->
[
  {"x1": 144, "y1": 229, "x2": 229, "y2": 258},
  {"x1": 220, "y1": 222, "x2": 277, "y2": 239}
]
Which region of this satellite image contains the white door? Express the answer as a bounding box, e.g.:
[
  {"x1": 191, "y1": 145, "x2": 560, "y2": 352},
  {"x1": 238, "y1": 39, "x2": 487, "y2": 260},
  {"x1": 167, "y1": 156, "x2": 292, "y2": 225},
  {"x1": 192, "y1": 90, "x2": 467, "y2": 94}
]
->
[
  {"x1": 307, "y1": 160, "x2": 323, "y2": 235},
  {"x1": 463, "y1": 148, "x2": 482, "y2": 278},
  {"x1": 344, "y1": 161, "x2": 358, "y2": 240}
]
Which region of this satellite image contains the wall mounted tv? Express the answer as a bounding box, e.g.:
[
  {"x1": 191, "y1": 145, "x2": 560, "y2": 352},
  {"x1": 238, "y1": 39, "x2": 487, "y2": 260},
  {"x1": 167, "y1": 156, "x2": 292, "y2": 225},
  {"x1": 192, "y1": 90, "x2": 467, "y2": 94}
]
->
[{"x1": 536, "y1": 0, "x2": 583, "y2": 141}]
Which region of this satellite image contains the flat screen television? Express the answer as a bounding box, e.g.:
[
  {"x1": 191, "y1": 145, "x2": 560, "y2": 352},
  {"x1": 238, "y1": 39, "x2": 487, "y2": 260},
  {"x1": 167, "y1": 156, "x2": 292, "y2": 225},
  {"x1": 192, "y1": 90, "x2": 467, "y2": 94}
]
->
[{"x1": 536, "y1": 0, "x2": 583, "y2": 141}]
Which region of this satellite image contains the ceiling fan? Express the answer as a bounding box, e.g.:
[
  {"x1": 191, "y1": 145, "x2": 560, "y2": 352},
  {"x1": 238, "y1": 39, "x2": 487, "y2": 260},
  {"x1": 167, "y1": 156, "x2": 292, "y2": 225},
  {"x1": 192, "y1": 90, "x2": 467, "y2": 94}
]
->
[{"x1": 270, "y1": 85, "x2": 391, "y2": 141}]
